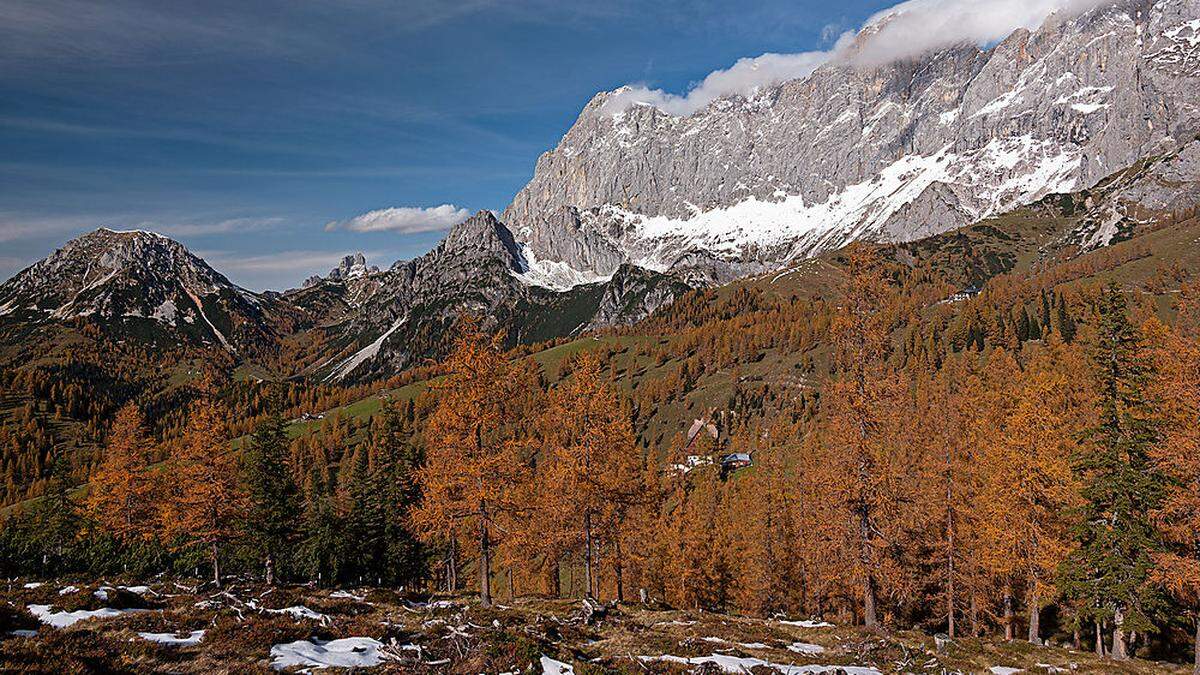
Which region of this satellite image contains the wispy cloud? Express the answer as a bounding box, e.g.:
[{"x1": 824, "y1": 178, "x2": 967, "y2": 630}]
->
[
  {"x1": 325, "y1": 205, "x2": 471, "y2": 234},
  {"x1": 196, "y1": 248, "x2": 393, "y2": 291},
  {"x1": 0, "y1": 212, "x2": 286, "y2": 244},
  {"x1": 604, "y1": 0, "x2": 1115, "y2": 116},
  {"x1": 0, "y1": 213, "x2": 95, "y2": 243},
  {"x1": 0, "y1": 116, "x2": 331, "y2": 157},
  {"x1": 140, "y1": 216, "x2": 284, "y2": 237},
  {"x1": 602, "y1": 47, "x2": 851, "y2": 117},
  {"x1": 0, "y1": 0, "x2": 510, "y2": 68}
]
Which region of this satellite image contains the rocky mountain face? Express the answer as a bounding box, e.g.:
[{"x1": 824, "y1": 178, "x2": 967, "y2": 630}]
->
[
  {"x1": 6, "y1": 0, "x2": 1200, "y2": 384},
  {"x1": 288, "y1": 253, "x2": 385, "y2": 325},
  {"x1": 0, "y1": 219, "x2": 688, "y2": 380},
  {"x1": 0, "y1": 228, "x2": 279, "y2": 353},
  {"x1": 1069, "y1": 133, "x2": 1200, "y2": 247},
  {"x1": 311, "y1": 211, "x2": 689, "y2": 381},
  {"x1": 504, "y1": 0, "x2": 1200, "y2": 284}
]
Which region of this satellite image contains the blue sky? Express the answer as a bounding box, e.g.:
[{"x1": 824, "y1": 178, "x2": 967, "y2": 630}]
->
[{"x1": 0, "y1": 0, "x2": 897, "y2": 290}]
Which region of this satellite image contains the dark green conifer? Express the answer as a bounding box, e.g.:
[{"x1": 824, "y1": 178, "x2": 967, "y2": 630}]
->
[
  {"x1": 1059, "y1": 284, "x2": 1164, "y2": 660},
  {"x1": 242, "y1": 410, "x2": 299, "y2": 584}
]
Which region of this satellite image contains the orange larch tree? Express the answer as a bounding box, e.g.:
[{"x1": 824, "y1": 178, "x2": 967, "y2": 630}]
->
[
  {"x1": 533, "y1": 353, "x2": 640, "y2": 600},
  {"x1": 814, "y1": 245, "x2": 916, "y2": 628},
  {"x1": 412, "y1": 319, "x2": 528, "y2": 607},
  {"x1": 87, "y1": 402, "x2": 157, "y2": 543},
  {"x1": 160, "y1": 396, "x2": 245, "y2": 587},
  {"x1": 1150, "y1": 287, "x2": 1200, "y2": 669},
  {"x1": 976, "y1": 344, "x2": 1083, "y2": 644}
]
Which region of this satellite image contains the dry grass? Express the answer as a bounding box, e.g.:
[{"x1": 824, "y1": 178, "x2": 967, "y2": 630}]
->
[{"x1": 0, "y1": 582, "x2": 1190, "y2": 673}]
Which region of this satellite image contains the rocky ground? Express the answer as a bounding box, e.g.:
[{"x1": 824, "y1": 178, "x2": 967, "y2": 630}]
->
[{"x1": 0, "y1": 580, "x2": 1186, "y2": 673}]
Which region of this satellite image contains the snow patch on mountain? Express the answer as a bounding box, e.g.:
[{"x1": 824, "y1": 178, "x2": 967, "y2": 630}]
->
[
  {"x1": 329, "y1": 315, "x2": 407, "y2": 380},
  {"x1": 504, "y1": 0, "x2": 1200, "y2": 289},
  {"x1": 512, "y1": 244, "x2": 613, "y2": 291},
  {"x1": 184, "y1": 289, "x2": 233, "y2": 352},
  {"x1": 537, "y1": 135, "x2": 1081, "y2": 278}
]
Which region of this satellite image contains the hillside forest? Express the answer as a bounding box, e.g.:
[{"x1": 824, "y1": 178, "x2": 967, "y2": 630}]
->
[{"x1": 3, "y1": 243, "x2": 1200, "y2": 666}]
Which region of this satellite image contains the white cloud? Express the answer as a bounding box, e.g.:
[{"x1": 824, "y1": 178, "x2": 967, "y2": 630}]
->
[
  {"x1": 325, "y1": 204, "x2": 470, "y2": 234},
  {"x1": 851, "y1": 0, "x2": 1113, "y2": 67},
  {"x1": 141, "y1": 216, "x2": 284, "y2": 237},
  {"x1": 601, "y1": 48, "x2": 849, "y2": 117},
  {"x1": 603, "y1": 0, "x2": 1115, "y2": 117}
]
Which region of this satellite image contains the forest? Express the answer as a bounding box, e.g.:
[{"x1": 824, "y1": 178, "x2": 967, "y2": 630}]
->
[{"x1": 2, "y1": 245, "x2": 1200, "y2": 668}]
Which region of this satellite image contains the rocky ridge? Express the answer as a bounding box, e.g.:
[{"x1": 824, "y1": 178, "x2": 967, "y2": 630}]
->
[
  {"x1": 0, "y1": 228, "x2": 276, "y2": 352},
  {"x1": 504, "y1": 0, "x2": 1200, "y2": 284}
]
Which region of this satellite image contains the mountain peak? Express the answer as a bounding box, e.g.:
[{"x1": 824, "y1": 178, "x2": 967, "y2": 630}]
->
[
  {"x1": 0, "y1": 227, "x2": 267, "y2": 351},
  {"x1": 504, "y1": 0, "x2": 1200, "y2": 287},
  {"x1": 328, "y1": 252, "x2": 377, "y2": 281}
]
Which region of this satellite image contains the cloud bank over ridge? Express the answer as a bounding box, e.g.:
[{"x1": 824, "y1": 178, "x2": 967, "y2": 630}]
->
[{"x1": 603, "y1": 0, "x2": 1116, "y2": 117}]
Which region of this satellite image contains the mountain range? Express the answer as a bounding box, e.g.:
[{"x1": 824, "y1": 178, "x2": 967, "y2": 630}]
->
[{"x1": 2, "y1": 0, "x2": 1199, "y2": 381}]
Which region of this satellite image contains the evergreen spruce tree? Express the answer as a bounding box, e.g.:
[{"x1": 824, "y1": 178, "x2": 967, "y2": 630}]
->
[
  {"x1": 1060, "y1": 284, "x2": 1164, "y2": 659},
  {"x1": 1055, "y1": 294, "x2": 1078, "y2": 344},
  {"x1": 29, "y1": 454, "x2": 82, "y2": 577},
  {"x1": 242, "y1": 411, "x2": 300, "y2": 585},
  {"x1": 340, "y1": 447, "x2": 377, "y2": 583},
  {"x1": 298, "y1": 468, "x2": 340, "y2": 585},
  {"x1": 368, "y1": 403, "x2": 425, "y2": 588},
  {"x1": 1017, "y1": 308, "x2": 1032, "y2": 342},
  {"x1": 1041, "y1": 289, "x2": 1053, "y2": 335}
]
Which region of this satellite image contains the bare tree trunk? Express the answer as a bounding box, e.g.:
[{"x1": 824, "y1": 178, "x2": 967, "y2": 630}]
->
[
  {"x1": 265, "y1": 553, "x2": 275, "y2": 586},
  {"x1": 1192, "y1": 618, "x2": 1199, "y2": 674},
  {"x1": 1073, "y1": 627, "x2": 1080, "y2": 651},
  {"x1": 860, "y1": 508, "x2": 877, "y2": 629},
  {"x1": 1003, "y1": 581, "x2": 1014, "y2": 641},
  {"x1": 1027, "y1": 585, "x2": 1041, "y2": 644},
  {"x1": 946, "y1": 448, "x2": 956, "y2": 639},
  {"x1": 211, "y1": 541, "x2": 221, "y2": 588},
  {"x1": 584, "y1": 512, "x2": 594, "y2": 600},
  {"x1": 479, "y1": 505, "x2": 492, "y2": 607},
  {"x1": 507, "y1": 567, "x2": 514, "y2": 603},
  {"x1": 1112, "y1": 608, "x2": 1128, "y2": 660},
  {"x1": 1095, "y1": 621, "x2": 1105, "y2": 657},
  {"x1": 447, "y1": 535, "x2": 458, "y2": 593},
  {"x1": 614, "y1": 538, "x2": 625, "y2": 604},
  {"x1": 863, "y1": 568, "x2": 878, "y2": 629},
  {"x1": 970, "y1": 594, "x2": 979, "y2": 637}
]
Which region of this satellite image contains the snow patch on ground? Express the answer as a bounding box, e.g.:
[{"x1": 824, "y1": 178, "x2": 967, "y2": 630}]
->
[
  {"x1": 27, "y1": 604, "x2": 147, "y2": 628},
  {"x1": 138, "y1": 630, "x2": 205, "y2": 646},
  {"x1": 265, "y1": 605, "x2": 329, "y2": 623},
  {"x1": 269, "y1": 637, "x2": 388, "y2": 670},
  {"x1": 778, "y1": 619, "x2": 835, "y2": 628},
  {"x1": 787, "y1": 642, "x2": 827, "y2": 654},
  {"x1": 22, "y1": 582, "x2": 42, "y2": 589},
  {"x1": 638, "y1": 654, "x2": 880, "y2": 674},
  {"x1": 541, "y1": 655, "x2": 576, "y2": 674}
]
